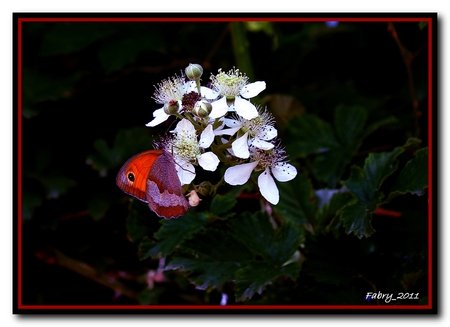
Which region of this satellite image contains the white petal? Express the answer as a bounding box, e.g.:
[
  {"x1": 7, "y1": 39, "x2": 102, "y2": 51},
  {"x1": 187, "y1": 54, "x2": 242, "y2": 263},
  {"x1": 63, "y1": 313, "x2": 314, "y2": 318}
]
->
[
  {"x1": 224, "y1": 118, "x2": 242, "y2": 128},
  {"x1": 174, "y1": 118, "x2": 196, "y2": 136},
  {"x1": 232, "y1": 132, "x2": 250, "y2": 159},
  {"x1": 224, "y1": 161, "x2": 258, "y2": 185},
  {"x1": 271, "y1": 162, "x2": 297, "y2": 182},
  {"x1": 251, "y1": 137, "x2": 275, "y2": 150},
  {"x1": 201, "y1": 86, "x2": 219, "y2": 100},
  {"x1": 240, "y1": 81, "x2": 266, "y2": 98},
  {"x1": 176, "y1": 160, "x2": 196, "y2": 185},
  {"x1": 198, "y1": 152, "x2": 220, "y2": 171},
  {"x1": 214, "y1": 125, "x2": 240, "y2": 136},
  {"x1": 145, "y1": 109, "x2": 169, "y2": 127},
  {"x1": 209, "y1": 97, "x2": 229, "y2": 119},
  {"x1": 258, "y1": 125, "x2": 278, "y2": 141},
  {"x1": 258, "y1": 168, "x2": 279, "y2": 205},
  {"x1": 234, "y1": 97, "x2": 259, "y2": 120},
  {"x1": 199, "y1": 124, "x2": 215, "y2": 148}
]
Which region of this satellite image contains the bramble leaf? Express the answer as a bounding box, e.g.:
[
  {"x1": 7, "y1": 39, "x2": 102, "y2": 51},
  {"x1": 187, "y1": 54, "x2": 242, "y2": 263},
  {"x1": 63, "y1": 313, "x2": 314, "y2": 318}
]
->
[
  {"x1": 275, "y1": 171, "x2": 316, "y2": 226},
  {"x1": 235, "y1": 261, "x2": 301, "y2": 301},
  {"x1": 387, "y1": 147, "x2": 428, "y2": 201},
  {"x1": 138, "y1": 211, "x2": 208, "y2": 260}
]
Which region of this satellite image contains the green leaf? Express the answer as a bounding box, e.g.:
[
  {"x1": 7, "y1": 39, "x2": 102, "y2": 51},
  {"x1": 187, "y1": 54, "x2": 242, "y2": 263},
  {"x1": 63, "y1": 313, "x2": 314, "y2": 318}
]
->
[
  {"x1": 285, "y1": 114, "x2": 339, "y2": 158},
  {"x1": 165, "y1": 229, "x2": 253, "y2": 290},
  {"x1": 138, "y1": 211, "x2": 208, "y2": 260},
  {"x1": 230, "y1": 212, "x2": 303, "y2": 265},
  {"x1": 388, "y1": 147, "x2": 428, "y2": 200},
  {"x1": 167, "y1": 257, "x2": 239, "y2": 291},
  {"x1": 316, "y1": 191, "x2": 354, "y2": 230},
  {"x1": 286, "y1": 106, "x2": 370, "y2": 187},
  {"x1": 334, "y1": 104, "x2": 368, "y2": 146},
  {"x1": 362, "y1": 115, "x2": 398, "y2": 139},
  {"x1": 234, "y1": 261, "x2": 301, "y2": 301},
  {"x1": 340, "y1": 192, "x2": 384, "y2": 238},
  {"x1": 210, "y1": 194, "x2": 237, "y2": 217},
  {"x1": 312, "y1": 147, "x2": 357, "y2": 187},
  {"x1": 275, "y1": 171, "x2": 316, "y2": 226},
  {"x1": 343, "y1": 146, "x2": 405, "y2": 203},
  {"x1": 340, "y1": 138, "x2": 423, "y2": 238}
]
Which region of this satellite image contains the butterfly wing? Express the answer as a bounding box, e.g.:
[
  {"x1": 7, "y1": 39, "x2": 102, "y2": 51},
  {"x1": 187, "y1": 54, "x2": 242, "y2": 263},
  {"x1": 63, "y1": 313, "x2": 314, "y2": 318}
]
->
[
  {"x1": 116, "y1": 150, "x2": 164, "y2": 202},
  {"x1": 116, "y1": 149, "x2": 189, "y2": 219},
  {"x1": 146, "y1": 151, "x2": 189, "y2": 219}
]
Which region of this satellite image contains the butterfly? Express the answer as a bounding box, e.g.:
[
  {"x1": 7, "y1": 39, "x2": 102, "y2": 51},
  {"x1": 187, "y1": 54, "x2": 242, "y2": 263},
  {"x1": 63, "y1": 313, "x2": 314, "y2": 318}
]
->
[{"x1": 116, "y1": 149, "x2": 189, "y2": 219}]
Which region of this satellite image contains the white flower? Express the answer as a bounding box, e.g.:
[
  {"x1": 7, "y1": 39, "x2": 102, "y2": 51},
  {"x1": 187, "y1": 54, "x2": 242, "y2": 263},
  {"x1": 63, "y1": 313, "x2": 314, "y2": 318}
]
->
[
  {"x1": 214, "y1": 109, "x2": 277, "y2": 159},
  {"x1": 224, "y1": 146, "x2": 297, "y2": 205},
  {"x1": 208, "y1": 68, "x2": 265, "y2": 120},
  {"x1": 146, "y1": 74, "x2": 189, "y2": 127},
  {"x1": 170, "y1": 119, "x2": 220, "y2": 185}
]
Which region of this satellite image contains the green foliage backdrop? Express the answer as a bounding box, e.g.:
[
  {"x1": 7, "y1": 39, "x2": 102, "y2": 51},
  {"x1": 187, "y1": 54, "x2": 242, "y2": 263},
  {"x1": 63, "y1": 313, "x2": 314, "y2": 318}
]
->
[{"x1": 20, "y1": 19, "x2": 429, "y2": 306}]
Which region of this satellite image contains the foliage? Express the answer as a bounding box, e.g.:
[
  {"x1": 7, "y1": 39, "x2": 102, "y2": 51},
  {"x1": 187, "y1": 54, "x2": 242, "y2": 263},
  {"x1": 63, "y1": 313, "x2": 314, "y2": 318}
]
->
[{"x1": 20, "y1": 19, "x2": 430, "y2": 306}]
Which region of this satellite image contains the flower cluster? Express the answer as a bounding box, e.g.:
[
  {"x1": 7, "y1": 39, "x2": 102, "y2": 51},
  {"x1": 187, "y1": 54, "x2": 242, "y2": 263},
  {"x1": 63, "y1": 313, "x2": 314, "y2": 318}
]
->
[{"x1": 146, "y1": 64, "x2": 297, "y2": 205}]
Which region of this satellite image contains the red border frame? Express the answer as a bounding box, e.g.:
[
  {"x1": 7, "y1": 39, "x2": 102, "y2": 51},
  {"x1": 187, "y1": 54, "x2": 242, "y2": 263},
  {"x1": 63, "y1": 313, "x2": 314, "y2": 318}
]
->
[{"x1": 14, "y1": 14, "x2": 436, "y2": 313}]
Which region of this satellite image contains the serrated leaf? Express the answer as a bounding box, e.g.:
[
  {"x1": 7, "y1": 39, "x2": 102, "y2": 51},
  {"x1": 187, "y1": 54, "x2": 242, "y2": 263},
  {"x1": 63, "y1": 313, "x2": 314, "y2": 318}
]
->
[
  {"x1": 388, "y1": 147, "x2": 428, "y2": 200},
  {"x1": 138, "y1": 211, "x2": 208, "y2": 259},
  {"x1": 275, "y1": 171, "x2": 316, "y2": 226},
  {"x1": 231, "y1": 212, "x2": 303, "y2": 265},
  {"x1": 285, "y1": 114, "x2": 339, "y2": 158},
  {"x1": 166, "y1": 257, "x2": 239, "y2": 291},
  {"x1": 343, "y1": 146, "x2": 405, "y2": 203},
  {"x1": 165, "y1": 229, "x2": 253, "y2": 290},
  {"x1": 235, "y1": 261, "x2": 301, "y2": 301},
  {"x1": 210, "y1": 194, "x2": 237, "y2": 217},
  {"x1": 340, "y1": 192, "x2": 384, "y2": 238},
  {"x1": 316, "y1": 191, "x2": 354, "y2": 229}
]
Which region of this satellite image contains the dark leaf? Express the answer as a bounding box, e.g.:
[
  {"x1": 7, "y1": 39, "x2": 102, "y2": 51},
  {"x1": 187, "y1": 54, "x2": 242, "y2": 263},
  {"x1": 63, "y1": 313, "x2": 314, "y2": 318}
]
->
[
  {"x1": 334, "y1": 104, "x2": 368, "y2": 146},
  {"x1": 340, "y1": 192, "x2": 384, "y2": 238},
  {"x1": 275, "y1": 171, "x2": 316, "y2": 226},
  {"x1": 138, "y1": 211, "x2": 208, "y2": 260},
  {"x1": 210, "y1": 194, "x2": 237, "y2": 217},
  {"x1": 388, "y1": 147, "x2": 428, "y2": 200},
  {"x1": 235, "y1": 261, "x2": 301, "y2": 301}
]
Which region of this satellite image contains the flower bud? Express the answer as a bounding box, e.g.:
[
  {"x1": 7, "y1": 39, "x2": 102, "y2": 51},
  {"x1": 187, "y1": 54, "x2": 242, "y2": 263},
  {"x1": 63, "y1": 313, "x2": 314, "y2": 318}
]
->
[
  {"x1": 185, "y1": 63, "x2": 203, "y2": 81},
  {"x1": 187, "y1": 190, "x2": 201, "y2": 207},
  {"x1": 193, "y1": 100, "x2": 212, "y2": 118},
  {"x1": 163, "y1": 100, "x2": 180, "y2": 115}
]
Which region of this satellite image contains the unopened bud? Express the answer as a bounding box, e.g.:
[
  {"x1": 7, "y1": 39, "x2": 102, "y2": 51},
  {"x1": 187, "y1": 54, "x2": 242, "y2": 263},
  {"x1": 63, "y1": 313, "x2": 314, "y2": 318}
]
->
[
  {"x1": 187, "y1": 190, "x2": 201, "y2": 207},
  {"x1": 185, "y1": 63, "x2": 203, "y2": 81},
  {"x1": 193, "y1": 100, "x2": 212, "y2": 118},
  {"x1": 163, "y1": 100, "x2": 179, "y2": 115}
]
